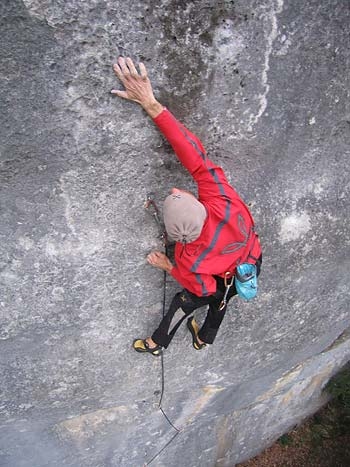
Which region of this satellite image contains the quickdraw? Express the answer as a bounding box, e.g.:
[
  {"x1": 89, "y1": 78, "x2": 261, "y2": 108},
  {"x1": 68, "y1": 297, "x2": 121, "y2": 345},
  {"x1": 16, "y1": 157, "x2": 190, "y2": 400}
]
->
[
  {"x1": 218, "y1": 272, "x2": 235, "y2": 311},
  {"x1": 144, "y1": 192, "x2": 168, "y2": 246}
]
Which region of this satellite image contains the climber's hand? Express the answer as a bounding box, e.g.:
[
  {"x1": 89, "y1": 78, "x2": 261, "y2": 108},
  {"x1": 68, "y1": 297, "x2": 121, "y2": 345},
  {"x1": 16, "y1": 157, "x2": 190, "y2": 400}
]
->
[
  {"x1": 147, "y1": 251, "x2": 173, "y2": 274},
  {"x1": 111, "y1": 57, "x2": 163, "y2": 118}
]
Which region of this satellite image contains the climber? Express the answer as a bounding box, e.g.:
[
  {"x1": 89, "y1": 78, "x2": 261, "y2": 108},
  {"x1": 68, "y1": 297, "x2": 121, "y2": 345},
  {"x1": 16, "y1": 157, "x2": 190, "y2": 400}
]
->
[{"x1": 111, "y1": 57, "x2": 262, "y2": 356}]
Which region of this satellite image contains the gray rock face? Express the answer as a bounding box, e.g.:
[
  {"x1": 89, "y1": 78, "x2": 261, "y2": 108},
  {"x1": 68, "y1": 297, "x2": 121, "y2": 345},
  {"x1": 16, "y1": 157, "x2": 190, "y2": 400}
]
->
[{"x1": 1, "y1": 0, "x2": 349, "y2": 466}]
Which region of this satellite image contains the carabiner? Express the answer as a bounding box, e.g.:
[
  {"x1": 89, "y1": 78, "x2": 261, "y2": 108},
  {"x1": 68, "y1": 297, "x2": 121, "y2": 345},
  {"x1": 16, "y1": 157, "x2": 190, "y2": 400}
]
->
[
  {"x1": 219, "y1": 272, "x2": 234, "y2": 311},
  {"x1": 144, "y1": 193, "x2": 168, "y2": 245}
]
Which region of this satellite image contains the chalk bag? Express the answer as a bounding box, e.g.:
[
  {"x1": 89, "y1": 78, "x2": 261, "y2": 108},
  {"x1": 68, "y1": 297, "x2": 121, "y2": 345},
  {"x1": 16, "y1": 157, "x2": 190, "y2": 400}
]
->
[{"x1": 235, "y1": 263, "x2": 258, "y2": 301}]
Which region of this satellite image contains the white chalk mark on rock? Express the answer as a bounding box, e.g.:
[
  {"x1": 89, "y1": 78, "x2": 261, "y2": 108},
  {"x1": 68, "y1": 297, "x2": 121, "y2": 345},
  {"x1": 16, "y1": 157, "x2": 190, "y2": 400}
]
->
[
  {"x1": 59, "y1": 172, "x2": 78, "y2": 237},
  {"x1": 248, "y1": 0, "x2": 284, "y2": 132},
  {"x1": 279, "y1": 211, "x2": 311, "y2": 244}
]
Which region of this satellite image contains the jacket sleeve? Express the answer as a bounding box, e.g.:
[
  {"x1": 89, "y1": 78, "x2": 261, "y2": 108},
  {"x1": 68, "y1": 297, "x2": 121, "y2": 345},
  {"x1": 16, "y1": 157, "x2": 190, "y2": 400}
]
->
[
  {"x1": 153, "y1": 109, "x2": 238, "y2": 203},
  {"x1": 170, "y1": 266, "x2": 217, "y2": 297}
]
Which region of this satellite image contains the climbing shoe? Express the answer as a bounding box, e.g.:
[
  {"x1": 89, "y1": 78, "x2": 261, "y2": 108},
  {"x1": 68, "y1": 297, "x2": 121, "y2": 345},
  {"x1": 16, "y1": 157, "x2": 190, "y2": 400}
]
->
[
  {"x1": 133, "y1": 339, "x2": 163, "y2": 356},
  {"x1": 187, "y1": 318, "x2": 207, "y2": 350}
]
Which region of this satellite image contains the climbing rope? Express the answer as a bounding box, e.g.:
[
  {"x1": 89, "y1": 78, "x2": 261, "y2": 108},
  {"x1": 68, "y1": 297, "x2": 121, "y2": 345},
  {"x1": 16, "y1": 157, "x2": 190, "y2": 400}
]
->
[
  {"x1": 158, "y1": 265, "x2": 180, "y2": 431},
  {"x1": 144, "y1": 194, "x2": 181, "y2": 466},
  {"x1": 145, "y1": 431, "x2": 180, "y2": 466}
]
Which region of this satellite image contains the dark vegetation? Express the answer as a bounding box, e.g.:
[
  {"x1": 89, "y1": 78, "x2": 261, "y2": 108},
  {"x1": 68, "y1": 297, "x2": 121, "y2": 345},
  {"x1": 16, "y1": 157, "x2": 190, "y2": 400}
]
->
[{"x1": 238, "y1": 364, "x2": 350, "y2": 467}]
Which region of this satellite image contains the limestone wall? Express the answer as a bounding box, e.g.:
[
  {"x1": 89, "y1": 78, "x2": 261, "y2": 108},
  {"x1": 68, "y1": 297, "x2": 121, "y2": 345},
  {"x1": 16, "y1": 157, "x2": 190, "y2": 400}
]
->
[{"x1": 1, "y1": 1, "x2": 349, "y2": 466}]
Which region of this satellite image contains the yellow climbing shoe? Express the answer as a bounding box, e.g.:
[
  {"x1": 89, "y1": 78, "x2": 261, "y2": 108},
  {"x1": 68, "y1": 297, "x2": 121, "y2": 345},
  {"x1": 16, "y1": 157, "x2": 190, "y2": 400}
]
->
[
  {"x1": 133, "y1": 339, "x2": 162, "y2": 356},
  {"x1": 187, "y1": 318, "x2": 207, "y2": 350}
]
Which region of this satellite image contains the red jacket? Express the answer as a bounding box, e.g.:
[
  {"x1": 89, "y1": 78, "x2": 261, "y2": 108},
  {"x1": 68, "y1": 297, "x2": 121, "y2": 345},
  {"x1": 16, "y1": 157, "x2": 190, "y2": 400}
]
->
[{"x1": 153, "y1": 109, "x2": 262, "y2": 296}]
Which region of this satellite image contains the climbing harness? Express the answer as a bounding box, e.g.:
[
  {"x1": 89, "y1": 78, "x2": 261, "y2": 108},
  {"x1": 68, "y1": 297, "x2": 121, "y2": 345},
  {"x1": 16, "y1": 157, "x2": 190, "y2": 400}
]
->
[
  {"x1": 218, "y1": 228, "x2": 261, "y2": 308},
  {"x1": 218, "y1": 271, "x2": 235, "y2": 311}
]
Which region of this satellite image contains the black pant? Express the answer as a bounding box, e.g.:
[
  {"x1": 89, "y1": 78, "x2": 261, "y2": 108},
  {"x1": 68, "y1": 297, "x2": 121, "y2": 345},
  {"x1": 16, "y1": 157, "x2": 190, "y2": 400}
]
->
[{"x1": 152, "y1": 256, "x2": 262, "y2": 348}]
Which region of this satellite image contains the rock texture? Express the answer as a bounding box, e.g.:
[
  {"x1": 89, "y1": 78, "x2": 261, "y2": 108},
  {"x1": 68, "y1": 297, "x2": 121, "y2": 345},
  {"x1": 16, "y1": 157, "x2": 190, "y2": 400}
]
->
[{"x1": 0, "y1": 0, "x2": 349, "y2": 466}]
